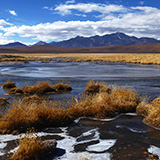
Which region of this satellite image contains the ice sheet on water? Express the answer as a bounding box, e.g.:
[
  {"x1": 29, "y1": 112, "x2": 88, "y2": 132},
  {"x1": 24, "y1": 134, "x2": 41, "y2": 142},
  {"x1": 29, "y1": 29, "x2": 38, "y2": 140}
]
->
[
  {"x1": 148, "y1": 145, "x2": 160, "y2": 158},
  {"x1": 86, "y1": 139, "x2": 116, "y2": 152},
  {"x1": 0, "y1": 142, "x2": 7, "y2": 149}
]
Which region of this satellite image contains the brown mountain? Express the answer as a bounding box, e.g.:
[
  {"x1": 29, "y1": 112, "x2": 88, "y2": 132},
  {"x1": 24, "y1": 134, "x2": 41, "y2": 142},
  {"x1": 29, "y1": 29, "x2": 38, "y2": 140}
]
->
[{"x1": 0, "y1": 43, "x2": 160, "y2": 54}]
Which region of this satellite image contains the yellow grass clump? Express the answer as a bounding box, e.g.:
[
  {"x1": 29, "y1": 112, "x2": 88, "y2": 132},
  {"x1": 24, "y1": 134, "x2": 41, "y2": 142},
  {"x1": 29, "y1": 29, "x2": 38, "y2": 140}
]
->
[
  {"x1": 136, "y1": 97, "x2": 160, "y2": 129},
  {"x1": 10, "y1": 131, "x2": 57, "y2": 160},
  {"x1": 2, "y1": 81, "x2": 16, "y2": 89},
  {"x1": 84, "y1": 81, "x2": 111, "y2": 95},
  {"x1": 8, "y1": 88, "x2": 23, "y2": 95},
  {"x1": 20, "y1": 95, "x2": 43, "y2": 105},
  {"x1": 22, "y1": 81, "x2": 55, "y2": 96},
  {"x1": 0, "y1": 84, "x2": 140, "y2": 134},
  {"x1": 0, "y1": 97, "x2": 10, "y2": 106},
  {"x1": 53, "y1": 83, "x2": 72, "y2": 91},
  {"x1": 2, "y1": 53, "x2": 160, "y2": 66},
  {"x1": 0, "y1": 101, "x2": 73, "y2": 133}
]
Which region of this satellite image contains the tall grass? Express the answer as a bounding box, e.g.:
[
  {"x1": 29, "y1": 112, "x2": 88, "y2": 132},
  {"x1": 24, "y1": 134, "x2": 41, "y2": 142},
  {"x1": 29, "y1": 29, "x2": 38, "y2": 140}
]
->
[
  {"x1": 2, "y1": 53, "x2": 160, "y2": 65},
  {"x1": 0, "y1": 83, "x2": 140, "y2": 134},
  {"x1": 10, "y1": 130, "x2": 57, "y2": 160},
  {"x1": 84, "y1": 81, "x2": 111, "y2": 95},
  {"x1": 136, "y1": 97, "x2": 160, "y2": 129}
]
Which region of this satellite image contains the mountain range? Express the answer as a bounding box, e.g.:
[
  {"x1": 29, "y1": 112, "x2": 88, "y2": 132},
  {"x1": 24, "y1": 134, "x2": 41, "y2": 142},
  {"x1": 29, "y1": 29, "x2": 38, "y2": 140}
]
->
[{"x1": 0, "y1": 32, "x2": 159, "y2": 48}]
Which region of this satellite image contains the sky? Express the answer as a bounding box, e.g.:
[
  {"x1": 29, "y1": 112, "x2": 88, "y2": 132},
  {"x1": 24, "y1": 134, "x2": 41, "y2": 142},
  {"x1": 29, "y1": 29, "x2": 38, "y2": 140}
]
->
[{"x1": 1, "y1": 0, "x2": 160, "y2": 45}]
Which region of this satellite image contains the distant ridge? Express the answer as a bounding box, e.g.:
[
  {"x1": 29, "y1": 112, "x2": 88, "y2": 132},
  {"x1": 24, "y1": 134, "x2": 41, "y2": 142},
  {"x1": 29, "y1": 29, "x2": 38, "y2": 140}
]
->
[
  {"x1": 0, "y1": 42, "x2": 27, "y2": 48},
  {"x1": 33, "y1": 41, "x2": 48, "y2": 46},
  {"x1": 0, "y1": 43, "x2": 160, "y2": 53},
  {"x1": 47, "y1": 32, "x2": 159, "y2": 48},
  {"x1": 0, "y1": 32, "x2": 159, "y2": 48}
]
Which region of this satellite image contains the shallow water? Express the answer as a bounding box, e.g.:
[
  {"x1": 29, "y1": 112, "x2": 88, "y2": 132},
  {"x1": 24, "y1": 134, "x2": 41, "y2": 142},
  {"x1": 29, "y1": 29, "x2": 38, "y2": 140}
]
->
[{"x1": 0, "y1": 61, "x2": 160, "y2": 159}]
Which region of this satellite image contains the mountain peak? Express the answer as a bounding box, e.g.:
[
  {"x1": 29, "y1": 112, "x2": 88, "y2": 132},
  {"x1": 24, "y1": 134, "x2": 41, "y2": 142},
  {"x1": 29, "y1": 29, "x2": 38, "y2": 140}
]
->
[
  {"x1": 0, "y1": 42, "x2": 27, "y2": 48},
  {"x1": 33, "y1": 41, "x2": 48, "y2": 46}
]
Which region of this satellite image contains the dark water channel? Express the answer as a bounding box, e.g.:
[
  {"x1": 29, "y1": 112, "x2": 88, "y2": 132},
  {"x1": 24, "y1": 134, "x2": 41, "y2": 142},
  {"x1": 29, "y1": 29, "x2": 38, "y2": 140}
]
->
[{"x1": 0, "y1": 61, "x2": 160, "y2": 159}]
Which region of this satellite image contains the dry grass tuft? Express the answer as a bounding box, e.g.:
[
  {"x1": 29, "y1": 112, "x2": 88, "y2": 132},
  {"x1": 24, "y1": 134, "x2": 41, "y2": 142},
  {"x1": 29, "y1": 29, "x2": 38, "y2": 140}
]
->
[
  {"x1": 8, "y1": 88, "x2": 23, "y2": 95},
  {"x1": 10, "y1": 130, "x2": 57, "y2": 160},
  {"x1": 2, "y1": 81, "x2": 16, "y2": 89},
  {"x1": 84, "y1": 81, "x2": 111, "y2": 95},
  {"x1": 22, "y1": 81, "x2": 55, "y2": 96},
  {"x1": 136, "y1": 102, "x2": 150, "y2": 117},
  {"x1": 53, "y1": 83, "x2": 72, "y2": 91},
  {"x1": 0, "y1": 97, "x2": 10, "y2": 106},
  {"x1": 20, "y1": 95, "x2": 43, "y2": 105},
  {"x1": 136, "y1": 96, "x2": 160, "y2": 129},
  {"x1": 0, "y1": 84, "x2": 140, "y2": 133},
  {"x1": 10, "y1": 132, "x2": 43, "y2": 160},
  {"x1": 109, "y1": 89, "x2": 140, "y2": 113},
  {"x1": 0, "y1": 101, "x2": 73, "y2": 133}
]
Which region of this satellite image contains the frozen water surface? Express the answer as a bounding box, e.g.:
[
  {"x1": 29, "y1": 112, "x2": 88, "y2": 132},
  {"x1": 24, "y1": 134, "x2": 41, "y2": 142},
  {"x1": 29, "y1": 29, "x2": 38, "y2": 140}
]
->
[{"x1": 0, "y1": 61, "x2": 160, "y2": 159}]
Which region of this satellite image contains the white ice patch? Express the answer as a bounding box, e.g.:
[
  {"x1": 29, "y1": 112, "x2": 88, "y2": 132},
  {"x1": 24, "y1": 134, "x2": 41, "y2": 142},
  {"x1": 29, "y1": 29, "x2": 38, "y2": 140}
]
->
[
  {"x1": 128, "y1": 128, "x2": 146, "y2": 133},
  {"x1": 116, "y1": 125, "x2": 146, "y2": 133},
  {"x1": 0, "y1": 127, "x2": 112, "y2": 160},
  {"x1": 0, "y1": 142, "x2": 7, "y2": 149},
  {"x1": 0, "y1": 130, "x2": 66, "y2": 156},
  {"x1": 148, "y1": 145, "x2": 160, "y2": 157},
  {"x1": 82, "y1": 129, "x2": 97, "y2": 137},
  {"x1": 75, "y1": 129, "x2": 99, "y2": 145},
  {"x1": 9, "y1": 146, "x2": 19, "y2": 154},
  {"x1": 56, "y1": 152, "x2": 111, "y2": 160},
  {"x1": 86, "y1": 139, "x2": 116, "y2": 152},
  {"x1": 0, "y1": 142, "x2": 7, "y2": 156}
]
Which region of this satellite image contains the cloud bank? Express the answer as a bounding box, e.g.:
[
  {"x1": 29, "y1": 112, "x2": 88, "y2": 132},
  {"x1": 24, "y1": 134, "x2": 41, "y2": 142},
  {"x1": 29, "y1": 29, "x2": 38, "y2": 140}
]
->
[{"x1": 1, "y1": 2, "x2": 160, "y2": 44}]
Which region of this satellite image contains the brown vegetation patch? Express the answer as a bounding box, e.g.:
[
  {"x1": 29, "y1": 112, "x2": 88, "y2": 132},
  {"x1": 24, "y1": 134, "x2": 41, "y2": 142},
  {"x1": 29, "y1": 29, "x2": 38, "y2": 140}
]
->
[
  {"x1": 136, "y1": 97, "x2": 160, "y2": 129},
  {"x1": 0, "y1": 84, "x2": 140, "y2": 133},
  {"x1": 53, "y1": 83, "x2": 72, "y2": 92},
  {"x1": 2, "y1": 81, "x2": 16, "y2": 89},
  {"x1": 0, "y1": 97, "x2": 10, "y2": 106},
  {"x1": 22, "y1": 81, "x2": 55, "y2": 96},
  {"x1": 84, "y1": 82, "x2": 111, "y2": 95},
  {"x1": 10, "y1": 132, "x2": 57, "y2": 160},
  {"x1": 20, "y1": 95, "x2": 43, "y2": 105},
  {"x1": 8, "y1": 88, "x2": 23, "y2": 95},
  {"x1": 109, "y1": 89, "x2": 140, "y2": 113},
  {"x1": 0, "y1": 101, "x2": 74, "y2": 133}
]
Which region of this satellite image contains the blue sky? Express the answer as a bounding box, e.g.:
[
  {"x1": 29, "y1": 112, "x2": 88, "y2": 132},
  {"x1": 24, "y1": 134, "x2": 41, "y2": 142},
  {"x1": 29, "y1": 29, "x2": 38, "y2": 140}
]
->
[{"x1": 1, "y1": 0, "x2": 160, "y2": 45}]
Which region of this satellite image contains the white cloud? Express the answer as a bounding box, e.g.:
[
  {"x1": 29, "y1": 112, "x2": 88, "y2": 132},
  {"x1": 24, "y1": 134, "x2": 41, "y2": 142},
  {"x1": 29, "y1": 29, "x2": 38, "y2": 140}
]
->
[
  {"x1": 54, "y1": 3, "x2": 126, "y2": 15},
  {"x1": 43, "y1": 6, "x2": 54, "y2": 11},
  {"x1": 0, "y1": 32, "x2": 14, "y2": 44},
  {"x1": 139, "y1": 1, "x2": 144, "y2": 5},
  {"x1": 2, "y1": 5, "x2": 160, "y2": 43},
  {"x1": 9, "y1": 10, "x2": 17, "y2": 16},
  {"x1": 75, "y1": 14, "x2": 87, "y2": 17},
  {"x1": 0, "y1": 19, "x2": 12, "y2": 26},
  {"x1": 66, "y1": 0, "x2": 75, "y2": 4}
]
